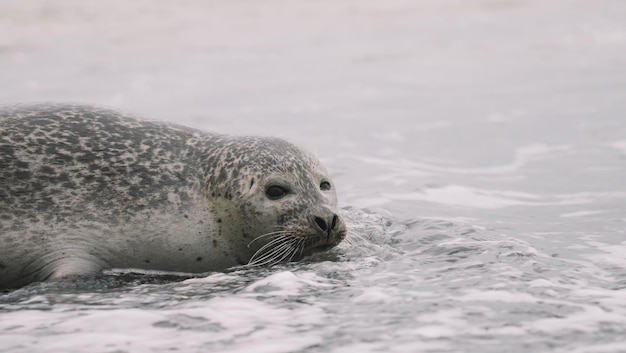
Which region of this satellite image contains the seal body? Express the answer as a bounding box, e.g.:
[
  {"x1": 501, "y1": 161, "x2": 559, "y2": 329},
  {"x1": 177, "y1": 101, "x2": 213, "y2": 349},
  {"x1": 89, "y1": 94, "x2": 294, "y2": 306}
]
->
[{"x1": 0, "y1": 103, "x2": 346, "y2": 289}]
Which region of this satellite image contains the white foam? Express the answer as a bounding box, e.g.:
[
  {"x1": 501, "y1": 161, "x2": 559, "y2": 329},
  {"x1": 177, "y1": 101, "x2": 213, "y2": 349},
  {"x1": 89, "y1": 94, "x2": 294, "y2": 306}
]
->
[
  {"x1": 357, "y1": 143, "x2": 571, "y2": 175},
  {"x1": 585, "y1": 242, "x2": 626, "y2": 267},
  {"x1": 382, "y1": 185, "x2": 542, "y2": 209},
  {"x1": 0, "y1": 294, "x2": 327, "y2": 353},
  {"x1": 562, "y1": 342, "x2": 626, "y2": 353},
  {"x1": 560, "y1": 210, "x2": 605, "y2": 218},
  {"x1": 523, "y1": 304, "x2": 626, "y2": 334},
  {"x1": 182, "y1": 272, "x2": 240, "y2": 284},
  {"x1": 458, "y1": 289, "x2": 541, "y2": 303},
  {"x1": 411, "y1": 325, "x2": 456, "y2": 338},
  {"x1": 242, "y1": 271, "x2": 334, "y2": 295},
  {"x1": 352, "y1": 287, "x2": 397, "y2": 303},
  {"x1": 356, "y1": 185, "x2": 626, "y2": 209}
]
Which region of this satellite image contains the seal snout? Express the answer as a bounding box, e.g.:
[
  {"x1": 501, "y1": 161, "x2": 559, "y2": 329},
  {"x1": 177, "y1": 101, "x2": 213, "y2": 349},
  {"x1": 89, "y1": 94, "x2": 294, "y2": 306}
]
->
[
  {"x1": 313, "y1": 214, "x2": 339, "y2": 234},
  {"x1": 311, "y1": 212, "x2": 345, "y2": 246}
]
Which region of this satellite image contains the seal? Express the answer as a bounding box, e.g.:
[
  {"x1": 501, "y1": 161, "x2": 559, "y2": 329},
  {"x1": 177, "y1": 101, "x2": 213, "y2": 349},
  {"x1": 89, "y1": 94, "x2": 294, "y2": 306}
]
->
[{"x1": 0, "y1": 103, "x2": 346, "y2": 289}]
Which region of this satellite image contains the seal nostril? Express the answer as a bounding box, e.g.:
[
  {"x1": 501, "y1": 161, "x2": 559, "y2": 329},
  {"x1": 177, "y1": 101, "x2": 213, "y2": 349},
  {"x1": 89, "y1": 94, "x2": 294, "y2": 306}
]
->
[
  {"x1": 314, "y1": 216, "x2": 328, "y2": 231},
  {"x1": 331, "y1": 214, "x2": 338, "y2": 230}
]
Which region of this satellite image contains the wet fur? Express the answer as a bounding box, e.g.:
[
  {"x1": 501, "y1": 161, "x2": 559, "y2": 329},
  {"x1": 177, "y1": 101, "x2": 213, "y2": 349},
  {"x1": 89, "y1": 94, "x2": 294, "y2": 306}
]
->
[{"x1": 0, "y1": 103, "x2": 346, "y2": 289}]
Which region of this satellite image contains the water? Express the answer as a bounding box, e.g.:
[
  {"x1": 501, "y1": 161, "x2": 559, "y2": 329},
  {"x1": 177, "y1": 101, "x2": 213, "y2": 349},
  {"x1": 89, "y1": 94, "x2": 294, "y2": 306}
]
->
[{"x1": 1, "y1": 0, "x2": 626, "y2": 352}]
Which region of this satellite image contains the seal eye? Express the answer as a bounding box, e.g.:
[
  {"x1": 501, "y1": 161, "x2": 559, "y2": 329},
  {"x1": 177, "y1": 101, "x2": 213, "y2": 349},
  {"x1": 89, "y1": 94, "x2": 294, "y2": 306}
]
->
[
  {"x1": 320, "y1": 181, "x2": 331, "y2": 191},
  {"x1": 266, "y1": 185, "x2": 288, "y2": 200}
]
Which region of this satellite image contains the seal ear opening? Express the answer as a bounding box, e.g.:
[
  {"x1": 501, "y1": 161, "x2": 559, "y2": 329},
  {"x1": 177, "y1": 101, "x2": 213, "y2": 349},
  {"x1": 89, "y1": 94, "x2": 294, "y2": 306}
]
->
[{"x1": 249, "y1": 178, "x2": 255, "y2": 190}]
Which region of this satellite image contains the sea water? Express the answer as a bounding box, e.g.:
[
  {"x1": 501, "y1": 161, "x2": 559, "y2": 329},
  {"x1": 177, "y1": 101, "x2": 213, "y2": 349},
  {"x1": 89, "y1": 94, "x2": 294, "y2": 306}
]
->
[{"x1": 1, "y1": 1, "x2": 626, "y2": 352}]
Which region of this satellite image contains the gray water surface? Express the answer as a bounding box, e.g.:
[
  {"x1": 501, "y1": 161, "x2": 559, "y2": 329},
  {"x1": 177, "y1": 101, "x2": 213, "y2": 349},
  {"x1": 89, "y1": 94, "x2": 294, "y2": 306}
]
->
[{"x1": 1, "y1": 1, "x2": 626, "y2": 352}]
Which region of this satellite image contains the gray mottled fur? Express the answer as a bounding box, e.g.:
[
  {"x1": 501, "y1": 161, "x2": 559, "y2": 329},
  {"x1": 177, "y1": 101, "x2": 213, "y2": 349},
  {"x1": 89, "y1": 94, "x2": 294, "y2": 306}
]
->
[{"x1": 0, "y1": 103, "x2": 345, "y2": 289}]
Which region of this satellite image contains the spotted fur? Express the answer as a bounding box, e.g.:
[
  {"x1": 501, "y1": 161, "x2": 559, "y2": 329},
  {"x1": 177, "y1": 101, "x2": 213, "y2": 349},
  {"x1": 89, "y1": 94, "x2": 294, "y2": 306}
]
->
[{"x1": 0, "y1": 103, "x2": 346, "y2": 289}]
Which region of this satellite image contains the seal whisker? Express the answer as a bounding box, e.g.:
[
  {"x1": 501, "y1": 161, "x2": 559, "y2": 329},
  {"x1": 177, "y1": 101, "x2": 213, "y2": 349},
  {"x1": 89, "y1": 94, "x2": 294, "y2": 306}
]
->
[
  {"x1": 249, "y1": 235, "x2": 291, "y2": 259},
  {"x1": 247, "y1": 236, "x2": 294, "y2": 266},
  {"x1": 267, "y1": 243, "x2": 297, "y2": 264},
  {"x1": 342, "y1": 230, "x2": 365, "y2": 247},
  {"x1": 247, "y1": 231, "x2": 291, "y2": 248},
  {"x1": 248, "y1": 240, "x2": 297, "y2": 267},
  {"x1": 288, "y1": 238, "x2": 306, "y2": 262},
  {"x1": 248, "y1": 237, "x2": 301, "y2": 266},
  {"x1": 282, "y1": 238, "x2": 303, "y2": 260},
  {"x1": 297, "y1": 237, "x2": 307, "y2": 259}
]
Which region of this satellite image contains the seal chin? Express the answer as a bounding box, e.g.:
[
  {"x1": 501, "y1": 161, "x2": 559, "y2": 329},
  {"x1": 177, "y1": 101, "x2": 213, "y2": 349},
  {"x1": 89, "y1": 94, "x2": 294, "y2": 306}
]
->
[{"x1": 299, "y1": 225, "x2": 347, "y2": 258}]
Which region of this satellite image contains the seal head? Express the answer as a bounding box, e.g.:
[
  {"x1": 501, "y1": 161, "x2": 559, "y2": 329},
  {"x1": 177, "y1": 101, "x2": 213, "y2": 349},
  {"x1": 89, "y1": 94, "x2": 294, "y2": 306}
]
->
[{"x1": 206, "y1": 136, "x2": 346, "y2": 266}]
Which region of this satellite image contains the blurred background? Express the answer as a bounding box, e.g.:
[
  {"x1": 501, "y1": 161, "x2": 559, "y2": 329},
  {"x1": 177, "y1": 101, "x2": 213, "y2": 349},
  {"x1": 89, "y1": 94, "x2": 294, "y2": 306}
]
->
[{"x1": 2, "y1": 0, "x2": 625, "y2": 219}]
